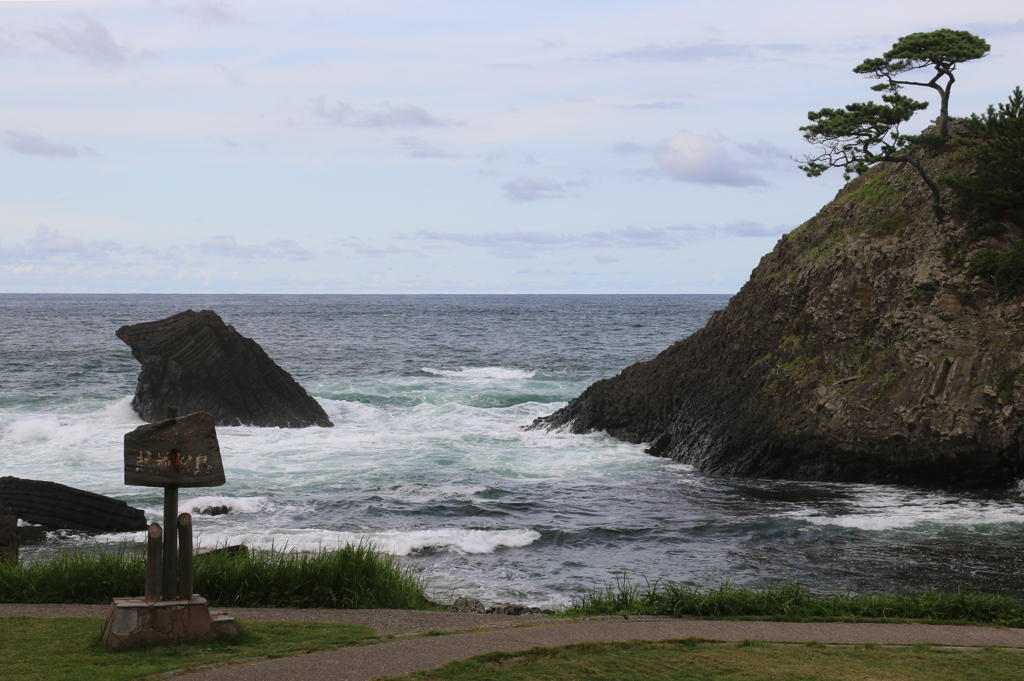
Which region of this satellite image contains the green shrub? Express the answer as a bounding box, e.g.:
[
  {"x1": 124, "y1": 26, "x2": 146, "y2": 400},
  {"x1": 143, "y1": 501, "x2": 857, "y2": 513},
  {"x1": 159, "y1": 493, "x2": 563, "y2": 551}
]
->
[
  {"x1": 0, "y1": 542, "x2": 428, "y2": 609},
  {"x1": 969, "y1": 240, "x2": 1024, "y2": 298},
  {"x1": 568, "y1": 575, "x2": 1024, "y2": 627},
  {"x1": 946, "y1": 86, "x2": 1024, "y2": 237}
]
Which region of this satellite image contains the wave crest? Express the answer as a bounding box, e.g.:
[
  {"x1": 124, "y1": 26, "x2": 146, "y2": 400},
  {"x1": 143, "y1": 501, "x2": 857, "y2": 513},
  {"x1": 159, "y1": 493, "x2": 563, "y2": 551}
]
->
[{"x1": 421, "y1": 367, "x2": 536, "y2": 380}]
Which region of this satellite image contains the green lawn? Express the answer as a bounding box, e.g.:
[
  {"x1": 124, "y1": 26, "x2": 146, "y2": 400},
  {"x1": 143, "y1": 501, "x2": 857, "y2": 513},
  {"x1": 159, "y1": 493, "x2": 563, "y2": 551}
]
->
[
  {"x1": 0, "y1": 617, "x2": 376, "y2": 681},
  {"x1": 391, "y1": 639, "x2": 1024, "y2": 681}
]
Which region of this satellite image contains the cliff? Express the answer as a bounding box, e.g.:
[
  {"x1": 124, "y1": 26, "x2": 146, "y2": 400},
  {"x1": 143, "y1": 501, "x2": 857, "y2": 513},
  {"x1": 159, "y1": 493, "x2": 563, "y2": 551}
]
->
[
  {"x1": 117, "y1": 310, "x2": 333, "y2": 428},
  {"x1": 533, "y1": 138, "x2": 1024, "y2": 487}
]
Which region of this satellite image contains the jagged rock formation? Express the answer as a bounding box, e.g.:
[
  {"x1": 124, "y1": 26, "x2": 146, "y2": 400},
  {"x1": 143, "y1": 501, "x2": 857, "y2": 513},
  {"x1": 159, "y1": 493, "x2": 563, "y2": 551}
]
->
[
  {"x1": 533, "y1": 143, "x2": 1024, "y2": 487},
  {"x1": 0, "y1": 505, "x2": 17, "y2": 564},
  {"x1": 117, "y1": 310, "x2": 333, "y2": 428},
  {"x1": 0, "y1": 477, "x2": 148, "y2": 533}
]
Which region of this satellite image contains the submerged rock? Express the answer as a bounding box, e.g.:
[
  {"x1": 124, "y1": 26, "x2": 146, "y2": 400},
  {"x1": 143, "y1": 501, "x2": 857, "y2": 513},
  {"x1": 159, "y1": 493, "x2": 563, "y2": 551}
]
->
[
  {"x1": 533, "y1": 142, "x2": 1024, "y2": 488},
  {"x1": 117, "y1": 309, "x2": 333, "y2": 428},
  {"x1": 0, "y1": 477, "x2": 148, "y2": 533}
]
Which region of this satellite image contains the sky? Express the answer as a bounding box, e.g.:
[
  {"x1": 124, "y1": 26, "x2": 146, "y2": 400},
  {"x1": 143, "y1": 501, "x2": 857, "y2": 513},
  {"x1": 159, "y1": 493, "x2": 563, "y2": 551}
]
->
[{"x1": 1, "y1": 1, "x2": 1022, "y2": 294}]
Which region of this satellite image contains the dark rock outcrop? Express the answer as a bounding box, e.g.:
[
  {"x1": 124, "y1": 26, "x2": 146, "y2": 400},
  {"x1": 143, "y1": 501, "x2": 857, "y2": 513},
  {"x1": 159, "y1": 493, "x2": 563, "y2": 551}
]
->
[
  {"x1": 117, "y1": 309, "x2": 333, "y2": 428},
  {"x1": 0, "y1": 506, "x2": 17, "y2": 565},
  {"x1": 533, "y1": 141, "x2": 1024, "y2": 488},
  {"x1": 0, "y1": 477, "x2": 148, "y2": 533}
]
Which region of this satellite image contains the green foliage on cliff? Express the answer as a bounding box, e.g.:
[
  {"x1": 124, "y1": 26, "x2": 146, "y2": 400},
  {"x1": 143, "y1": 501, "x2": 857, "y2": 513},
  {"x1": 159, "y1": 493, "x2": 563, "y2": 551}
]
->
[
  {"x1": 970, "y1": 241, "x2": 1024, "y2": 299},
  {"x1": 947, "y1": 86, "x2": 1024, "y2": 237}
]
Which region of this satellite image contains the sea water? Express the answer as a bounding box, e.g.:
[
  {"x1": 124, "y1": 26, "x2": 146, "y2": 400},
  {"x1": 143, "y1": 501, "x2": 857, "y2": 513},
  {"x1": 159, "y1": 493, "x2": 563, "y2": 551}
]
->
[{"x1": 1, "y1": 294, "x2": 1023, "y2": 607}]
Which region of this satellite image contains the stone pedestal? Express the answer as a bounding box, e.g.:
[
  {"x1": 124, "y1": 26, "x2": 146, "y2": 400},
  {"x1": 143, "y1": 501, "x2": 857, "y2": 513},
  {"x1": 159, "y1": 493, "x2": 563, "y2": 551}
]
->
[{"x1": 101, "y1": 595, "x2": 237, "y2": 651}]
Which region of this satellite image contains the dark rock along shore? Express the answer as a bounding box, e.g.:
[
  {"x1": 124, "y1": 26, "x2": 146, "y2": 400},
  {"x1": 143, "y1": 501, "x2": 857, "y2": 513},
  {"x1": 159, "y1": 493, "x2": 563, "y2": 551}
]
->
[
  {"x1": 117, "y1": 309, "x2": 333, "y2": 428},
  {"x1": 533, "y1": 140, "x2": 1024, "y2": 487},
  {"x1": 0, "y1": 476, "x2": 148, "y2": 533}
]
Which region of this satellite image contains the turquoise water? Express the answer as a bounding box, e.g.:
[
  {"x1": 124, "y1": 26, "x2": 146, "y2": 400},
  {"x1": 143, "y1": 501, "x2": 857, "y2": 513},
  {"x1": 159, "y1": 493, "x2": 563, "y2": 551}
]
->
[{"x1": 2, "y1": 294, "x2": 1023, "y2": 607}]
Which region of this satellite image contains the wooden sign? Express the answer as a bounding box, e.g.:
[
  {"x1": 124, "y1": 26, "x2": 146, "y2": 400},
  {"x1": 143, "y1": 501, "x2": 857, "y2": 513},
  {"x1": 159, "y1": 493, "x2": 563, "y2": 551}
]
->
[{"x1": 124, "y1": 412, "x2": 225, "y2": 488}]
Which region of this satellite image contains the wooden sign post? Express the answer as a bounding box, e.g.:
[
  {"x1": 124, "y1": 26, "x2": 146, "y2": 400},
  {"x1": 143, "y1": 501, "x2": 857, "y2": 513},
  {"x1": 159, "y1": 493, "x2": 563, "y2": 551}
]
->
[
  {"x1": 123, "y1": 407, "x2": 225, "y2": 601},
  {"x1": 103, "y1": 407, "x2": 235, "y2": 651}
]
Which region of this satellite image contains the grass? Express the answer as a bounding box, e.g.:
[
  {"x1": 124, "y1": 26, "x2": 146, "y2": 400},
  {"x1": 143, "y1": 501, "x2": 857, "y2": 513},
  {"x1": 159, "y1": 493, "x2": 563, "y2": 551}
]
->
[
  {"x1": 386, "y1": 638, "x2": 1024, "y2": 681},
  {"x1": 566, "y1": 576, "x2": 1024, "y2": 627},
  {"x1": 0, "y1": 542, "x2": 429, "y2": 609},
  {"x1": 0, "y1": 616, "x2": 376, "y2": 681}
]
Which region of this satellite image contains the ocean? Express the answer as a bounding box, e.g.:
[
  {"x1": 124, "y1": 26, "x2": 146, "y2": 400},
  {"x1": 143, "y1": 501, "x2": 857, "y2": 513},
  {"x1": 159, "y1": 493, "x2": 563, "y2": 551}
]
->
[{"x1": 2, "y1": 294, "x2": 1023, "y2": 607}]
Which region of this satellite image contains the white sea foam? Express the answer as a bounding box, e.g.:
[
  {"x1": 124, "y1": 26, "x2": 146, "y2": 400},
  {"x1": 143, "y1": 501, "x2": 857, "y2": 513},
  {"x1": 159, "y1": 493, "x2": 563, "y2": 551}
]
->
[
  {"x1": 5, "y1": 417, "x2": 63, "y2": 442},
  {"x1": 182, "y1": 496, "x2": 267, "y2": 515},
  {"x1": 186, "y1": 528, "x2": 542, "y2": 556},
  {"x1": 421, "y1": 367, "x2": 536, "y2": 380},
  {"x1": 98, "y1": 396, "x2": 145, "y2": 425},
  {"x1": 788, "y1": 487, "x2": 1024, "y2": 532}
]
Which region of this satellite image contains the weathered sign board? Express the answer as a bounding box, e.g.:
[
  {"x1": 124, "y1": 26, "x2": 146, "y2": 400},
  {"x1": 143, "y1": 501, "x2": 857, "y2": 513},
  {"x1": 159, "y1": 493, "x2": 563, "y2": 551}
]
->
[{"x1": 123, "y1": 411, "x2": 225, "y2": 488}]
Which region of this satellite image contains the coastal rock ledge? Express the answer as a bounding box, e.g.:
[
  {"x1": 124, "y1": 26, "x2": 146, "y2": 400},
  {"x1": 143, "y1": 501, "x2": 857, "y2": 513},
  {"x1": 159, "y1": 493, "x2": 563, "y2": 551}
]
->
[
  {"x1": 532, "y1": 153, "x2": 1024, "y2": 487},
  {"x1": 117, "y1": 309, "x2": 333, "y2": 428}
]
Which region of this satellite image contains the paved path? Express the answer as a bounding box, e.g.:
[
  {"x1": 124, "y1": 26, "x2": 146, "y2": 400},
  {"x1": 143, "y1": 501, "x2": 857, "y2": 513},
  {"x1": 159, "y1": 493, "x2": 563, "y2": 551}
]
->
[{"x1": 6, "y1": 605, "x2": 1024, "y2": 680}]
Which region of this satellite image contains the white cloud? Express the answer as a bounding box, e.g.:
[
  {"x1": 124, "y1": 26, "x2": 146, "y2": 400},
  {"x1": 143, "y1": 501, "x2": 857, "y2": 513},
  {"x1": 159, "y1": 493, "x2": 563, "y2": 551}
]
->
[
  {"x1": 200, "y1": 235, "x2": 314, "y2": 260},
  {"x1": 33, "y1": 15, "x2": 138, "y2": 69},
  {"x1": 314, "y1": 98, "x2": 458, "y2": 129},
  {"x1": 736, "y1": 140, "x2": 790, "y2": 159},
  {"x1": 594, "y1": 252, "x2": 618, "y2": 264},
  {"x1": 502, "y1": 176, "x2": 563, "y2": 202},
  {"x1": 721, "y1": 220, "x2": 790, "y2": 237},
  {"x1": 28, "y1": 224, "x2": 85, "y2": 254},
  {"x1": 654, "y1": 131, "x2": 766, "y2": 187},
  {"x1": 395, "y1": 136, "x2": 455, "y2": 159},
  {"x1": 2, "y1": 130, "x2": 97, "y2": 158},
  {"x1": 266, "y1": 239, "x2": 314, "y2": 261},
  {"x1": 610, "y1": 142, "x2": 648, "y2": 154},
  {"x1": 607, "y1": 42, "x2": 806, "y2": 62},
  {"x1": 170, "y1": 1, "x2": 243, "y2": 27}
]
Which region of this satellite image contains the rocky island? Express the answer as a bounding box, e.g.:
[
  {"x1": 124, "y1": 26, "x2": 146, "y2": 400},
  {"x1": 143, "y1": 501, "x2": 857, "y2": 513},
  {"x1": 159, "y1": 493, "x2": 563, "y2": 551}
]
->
[
  {"x1": 118, "y1": 309, "x2": 333, "y2": 428},
  {"x1": 533, "y1": 117, "x2": 1024, "y2": 487}
]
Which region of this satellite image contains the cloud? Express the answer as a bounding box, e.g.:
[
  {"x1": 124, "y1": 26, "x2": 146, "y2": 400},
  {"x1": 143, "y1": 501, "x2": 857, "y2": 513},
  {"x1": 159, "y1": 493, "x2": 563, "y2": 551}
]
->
[
  {"x1": 610, "y1": 142, "x2": 648, "y2": 154},
  {"x1": 395, "y1": 136, "x2": 455, "y2": 159},
  {"x1": 966, "y1": 18, "x2": 1024, "y2": 37},
  {"x1": 736, "y1": 140, "x2": 789, "y2": 159},
  {"x1": 415, "y1": 220, "x2": 789, "y2": 258},
  {"x1": 354, "y1": 244, "x2": 410, "y2": 257},
  {"x1": 502, "y1": 176, "x2": 563, "y2": 202},
  {"x1": 33, "y1": 15, "x2": 137, "y2": 69},
  {"x1": 2, "y1": 130, "x2": 97, "y2": 158},
  {"x1": 266, "y1": 238, "x2": 314, "y2": 260},
  {"x1": 28, "y1": 224, "x2": 86, "y2": 254},
  {"x1": 720, "y1": 220, "x2": 790, "y2": 237},
  {"x1": 209, "y1": 136, "x2": 240, "y2": 148},
  {"x1": 608, "y1": 42, "x2": 806, "y2": 63},
  {"x1": 609, "y1": 42, "x2": 751, "y2": 62},
  {"x1": 654, "y1": 131, "x2": 766, "y2": 187},
  {"x1": 171, "y1": 1, "x2": 243, "y2": 26},
  {"x1": 622, "y1": 101, "x2": 686, "y2": 110},
  {"x1": 417, "y1": 225, "x2": 688, "y2": 256},
  {"x1": 200, "y1": 235, "x2": 314, "y2": 260},
  {"x1": 313, "y1": 97, "x2": 458, "y2": 128},
  {"x1": 537, "y1": 38, "x2": 565, "y2": 50}
]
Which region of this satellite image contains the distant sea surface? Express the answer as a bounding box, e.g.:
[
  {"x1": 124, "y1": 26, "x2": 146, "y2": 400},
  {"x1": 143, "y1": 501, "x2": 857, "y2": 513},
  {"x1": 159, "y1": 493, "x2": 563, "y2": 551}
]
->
[{"x1": 2, "y1": 294, "x2": 1023, "y2": 606}]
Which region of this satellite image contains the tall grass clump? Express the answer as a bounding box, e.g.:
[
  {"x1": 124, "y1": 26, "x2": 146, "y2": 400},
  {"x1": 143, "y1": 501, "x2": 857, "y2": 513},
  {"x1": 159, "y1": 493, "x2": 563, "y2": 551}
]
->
[
  {"x1": 0, "y1": 544, "x2": 145, "y2": 604},
  {"x1": 195, "y1": 543, "x2": 428, "y2": 609},
  {"x1": 0, "y1": 542, "x2": 429, "y2": 610},
  {"x1": 568, "y1": 575, "x2": 1024, "y2": 627}
]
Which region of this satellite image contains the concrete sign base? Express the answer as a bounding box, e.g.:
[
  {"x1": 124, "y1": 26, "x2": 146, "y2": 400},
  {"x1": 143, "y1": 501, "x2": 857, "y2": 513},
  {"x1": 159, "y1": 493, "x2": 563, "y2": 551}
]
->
[{"x1": 101, "y1": 595, "x2": 236, "y2": 651}]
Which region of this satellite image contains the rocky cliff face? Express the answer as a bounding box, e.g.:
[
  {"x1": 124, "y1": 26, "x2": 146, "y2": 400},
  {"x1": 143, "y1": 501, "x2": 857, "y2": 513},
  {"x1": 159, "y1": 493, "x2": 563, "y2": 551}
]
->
[
  {"x1": 533, "y1": 144, "x2": 1024, "y2": 487},
  {"x1": 117, "y1": 310, "x2": 333, "y2": 428}
]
